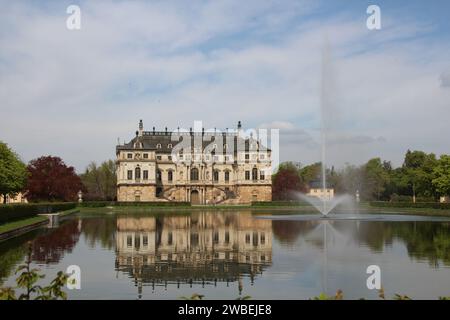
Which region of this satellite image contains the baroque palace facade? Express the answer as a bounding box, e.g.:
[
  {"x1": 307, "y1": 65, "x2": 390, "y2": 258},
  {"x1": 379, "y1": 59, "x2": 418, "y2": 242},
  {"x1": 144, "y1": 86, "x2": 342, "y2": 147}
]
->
[{"x1": 116, "y1": 120, "x2": 272, "y2": 204}]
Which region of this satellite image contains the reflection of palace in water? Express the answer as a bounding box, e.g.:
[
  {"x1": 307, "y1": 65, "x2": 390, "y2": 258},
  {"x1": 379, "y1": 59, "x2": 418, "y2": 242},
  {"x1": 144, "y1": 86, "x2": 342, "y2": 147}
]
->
[{"x1": 115, "y1": 212, "x2": 272, "y2": 288}]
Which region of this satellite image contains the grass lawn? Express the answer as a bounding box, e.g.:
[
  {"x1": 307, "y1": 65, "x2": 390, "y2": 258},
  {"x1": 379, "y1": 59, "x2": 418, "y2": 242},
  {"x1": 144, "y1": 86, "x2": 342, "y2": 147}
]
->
[{"x1": 0, "y1": 216, "x2": 48, "y2": 234}]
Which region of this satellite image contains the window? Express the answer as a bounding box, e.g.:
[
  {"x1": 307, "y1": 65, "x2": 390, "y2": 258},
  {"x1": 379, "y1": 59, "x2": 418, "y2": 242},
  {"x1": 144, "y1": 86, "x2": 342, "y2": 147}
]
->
[
  {"x1": 252, "y1": 168, "x2": 258, "y2": 181},
  {"x1": 135, "y1": 167, "x2": 141, "y2": 180},
  {"x1": 260, "y1": 171, "x2": 265, "y2": 180},
  {"x1": 135, "y1": 235, "x2": 140, "y2": 249},
  {"x1": 190, "y1": 168, "x2": 199, "y2": 181},
  {"x1": 127, "y1": 170, "x2": 133, "y2": 180},
  {"x1": 156, "y1": 144, "x2": 162, "y2": 149},
  {"x1": 225, "y1": 231, "x2": 230, "y2": 244},
  {"x1": 224, "y1": 171, "x2": 230, "y2": 182},
  {"x1": 127, "y1": 153, "x2": 133, "y2": 159},
  {"x1": 261, "y1": 233, "x2": 265, "y2": 245},
  {"x1": 168, "y1": 171, "x2": 173, "y2": 182},
  {"x1": 167, "y1": 144, "x2": 173, "y2": 149},
  {"x1": 168, "y1": 232, "x2": 173, "y2": 245},
  {"x1": 143, "y1": 170, "x2": 148, "y2": 180},
  {"x1": 245, "y1": 233, "x2": 250, "y2": 244},
  {"x1": 168, "y1": 155, "x2": 172, "y2": 161},
  {"x1": 213, "y1": 232, "x2": 219, "y2": 244},
  {"x1": 127, "y1": 235, "x2": 132, "y2": 247},
  {"x1": 143, "y1": 153, "x2": 148, "y2": 159},
  {"x1": 143, "y1": 235, "x2": 148, "y2": 246},
  {"x1": 245, "y1": 154, "x2": 249, "y2": 160},
  {"x1": 245, "y1": 171, "x2": 250, "y2": 180},
  {"x1": 213, "y1": 170, "x2": 219, "y2": 182},
  {"x1": 157, "y1": 155, "x2": 162, "y2": 160}
]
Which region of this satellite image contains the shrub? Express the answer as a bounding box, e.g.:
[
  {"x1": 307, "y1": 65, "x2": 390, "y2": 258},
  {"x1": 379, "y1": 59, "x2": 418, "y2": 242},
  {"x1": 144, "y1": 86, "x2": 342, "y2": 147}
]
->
[{"x1": 370, "y1": 201, "x2": 450, "y2": 210}]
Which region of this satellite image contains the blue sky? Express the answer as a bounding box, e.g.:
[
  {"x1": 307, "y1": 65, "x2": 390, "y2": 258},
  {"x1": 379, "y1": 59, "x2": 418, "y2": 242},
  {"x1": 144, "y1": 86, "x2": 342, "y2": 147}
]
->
[{"x1": 0, "y1": 0, "x2": 449, "y2": 171}]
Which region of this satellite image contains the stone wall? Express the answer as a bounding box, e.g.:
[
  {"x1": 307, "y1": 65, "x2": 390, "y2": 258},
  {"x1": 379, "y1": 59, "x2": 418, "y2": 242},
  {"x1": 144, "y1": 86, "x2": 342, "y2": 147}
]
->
[{"x1": 117, "y1": 185, "x2": 157, "y2": 202}]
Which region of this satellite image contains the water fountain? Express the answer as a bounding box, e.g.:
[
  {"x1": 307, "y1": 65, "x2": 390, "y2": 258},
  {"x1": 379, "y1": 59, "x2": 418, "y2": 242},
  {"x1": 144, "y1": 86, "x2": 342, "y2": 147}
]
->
[{"x1": 295, "y1": 40, "x2": 353, "y2": 217}]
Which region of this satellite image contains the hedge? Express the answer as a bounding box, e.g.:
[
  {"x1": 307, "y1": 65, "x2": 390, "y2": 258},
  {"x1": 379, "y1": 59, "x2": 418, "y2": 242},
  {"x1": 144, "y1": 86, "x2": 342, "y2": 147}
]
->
[
  {"x1": 0, "y1": 202, "x2": 77, "y2": 224},
  {"x1": 78, "y1": 201, "x2": 114, "y2": 208},
  {"x1": 252, "y1": 200, "x2": 309, "y2": 207},
  {"x1": 370, "y1": 201, "x2": 450, "y2": 210},
  {"x1": 113, "y1": 201, "x2": 191, "y2": 207}
]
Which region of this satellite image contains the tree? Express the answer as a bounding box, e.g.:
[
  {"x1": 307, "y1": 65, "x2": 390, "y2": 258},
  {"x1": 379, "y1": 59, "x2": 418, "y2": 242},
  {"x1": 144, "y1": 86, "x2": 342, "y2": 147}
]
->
[
  {"x1": 0, "y1": 141, "x2": 28, "y2": 204},
  {"x1": 402, "y1": 150, "x2": 438, "y2": 202},
  {"x1": 272, "y1": 162, "x2": 305, "y2": 200},
  {"x1": 26, "y1": 156, "x2": 84, "y2": 202},
  {"x1": 80, "y1": 160, "x2": 117, "y2": 201},
  {"x1": 363, "y1": 158, "x2": 390, "y2": 201},
  {"x1": 299, "y1": 162, "x2": 322, "y2": 185},
  {"x1": 432, "y1": 155, "x2": 450, "y2": 197}
]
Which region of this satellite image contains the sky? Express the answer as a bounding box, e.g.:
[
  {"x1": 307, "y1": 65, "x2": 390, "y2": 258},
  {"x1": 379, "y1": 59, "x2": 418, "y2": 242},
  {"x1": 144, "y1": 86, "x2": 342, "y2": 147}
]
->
[{"x1": 0, "y1": 0, "x2": 449, "y2": 173}]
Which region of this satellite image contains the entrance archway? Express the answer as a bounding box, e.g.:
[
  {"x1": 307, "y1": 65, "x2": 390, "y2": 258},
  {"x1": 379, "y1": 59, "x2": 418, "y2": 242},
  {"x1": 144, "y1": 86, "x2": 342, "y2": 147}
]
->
[{"x1": 190, "y1": 190, "x2": 200, "y2": 204}]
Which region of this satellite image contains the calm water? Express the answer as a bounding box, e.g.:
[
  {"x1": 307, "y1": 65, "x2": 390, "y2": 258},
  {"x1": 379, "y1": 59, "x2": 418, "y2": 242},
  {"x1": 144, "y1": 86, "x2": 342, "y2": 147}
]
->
[{"x1": 1, "y1": 209, "x2": 450, "y2": 300}]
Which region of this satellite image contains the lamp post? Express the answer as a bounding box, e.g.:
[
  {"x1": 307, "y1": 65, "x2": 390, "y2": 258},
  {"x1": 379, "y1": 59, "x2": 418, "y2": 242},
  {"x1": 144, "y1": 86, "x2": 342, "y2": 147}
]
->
[{"x1": 78, "y1": 190, "x2": 83, "y2": 203}]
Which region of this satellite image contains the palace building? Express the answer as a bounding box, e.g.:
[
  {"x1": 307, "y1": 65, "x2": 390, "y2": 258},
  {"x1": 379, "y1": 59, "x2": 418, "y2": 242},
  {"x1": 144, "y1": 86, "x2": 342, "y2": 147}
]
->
[{"x1": 116, "y1": 120, "x2": 272, "y2": 204}]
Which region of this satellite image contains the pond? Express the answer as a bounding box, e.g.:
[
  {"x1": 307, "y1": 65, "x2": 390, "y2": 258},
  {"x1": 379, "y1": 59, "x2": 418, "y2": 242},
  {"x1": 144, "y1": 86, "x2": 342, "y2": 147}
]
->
[{"x1": 1, "y1": 209, "x2": 450, "y2": 300}]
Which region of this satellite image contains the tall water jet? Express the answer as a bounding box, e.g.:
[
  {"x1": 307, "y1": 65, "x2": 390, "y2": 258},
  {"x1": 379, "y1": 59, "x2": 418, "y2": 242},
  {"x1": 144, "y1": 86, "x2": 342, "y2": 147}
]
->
[{"x1": 296, "y1": 39, "x2": 352, "y2": 216}]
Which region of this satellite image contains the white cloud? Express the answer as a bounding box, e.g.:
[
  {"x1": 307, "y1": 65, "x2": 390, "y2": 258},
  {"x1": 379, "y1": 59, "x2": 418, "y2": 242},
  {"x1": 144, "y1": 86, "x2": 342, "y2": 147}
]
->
[{"x1": 0, "y1": 0, "x2": 449, "y2": 171}]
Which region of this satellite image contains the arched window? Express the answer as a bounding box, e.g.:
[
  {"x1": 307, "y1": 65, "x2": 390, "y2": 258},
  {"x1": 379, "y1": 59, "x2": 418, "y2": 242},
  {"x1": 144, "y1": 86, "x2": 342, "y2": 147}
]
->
[
  {"x1": 224, "y1": 171, "x2": 230, "y2": 182},
  {"x1": 168, "y1": 170, "x2": 173, "y2": 182},
  {"x1": 135, "y1": 167, "x2": 141, "y2": 180},
  {"x1": 156, "y1": 143, "x2": 162, "y2": 149},
  {"x1": 213, "y1": 170, "x2": 219, "y2": 182},
  {"x1": 190, "y1": 168, "x2": 199, "y2": 181},
  {"x1": 252, "y1": 168, "x2": 258, "y2": 181},
  {"x1": 167, "y1": 144, "x2": 173, "y2": 149}
]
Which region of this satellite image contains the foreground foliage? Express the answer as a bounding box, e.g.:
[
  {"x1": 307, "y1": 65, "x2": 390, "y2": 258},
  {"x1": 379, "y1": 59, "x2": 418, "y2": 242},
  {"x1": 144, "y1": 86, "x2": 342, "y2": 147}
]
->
[{"x1": 0, "y1": 243, "x2": 69, "y2": 300}]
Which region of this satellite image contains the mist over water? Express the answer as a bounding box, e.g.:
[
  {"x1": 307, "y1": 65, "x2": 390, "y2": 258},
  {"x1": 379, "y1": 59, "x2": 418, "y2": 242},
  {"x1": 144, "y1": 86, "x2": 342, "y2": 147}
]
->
[{"x1": 295, "y1": 192, "x2": 354, "y2": 216}]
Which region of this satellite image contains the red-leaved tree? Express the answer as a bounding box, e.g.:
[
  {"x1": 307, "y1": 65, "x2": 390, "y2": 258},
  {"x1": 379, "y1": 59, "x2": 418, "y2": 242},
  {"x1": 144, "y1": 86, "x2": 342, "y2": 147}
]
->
[
  {"x1": 26, "y1": 156, "x2": 84, "y2": 202},
  {"x1": 272, "y1": 165, "x2": 306, "y2": 200}
]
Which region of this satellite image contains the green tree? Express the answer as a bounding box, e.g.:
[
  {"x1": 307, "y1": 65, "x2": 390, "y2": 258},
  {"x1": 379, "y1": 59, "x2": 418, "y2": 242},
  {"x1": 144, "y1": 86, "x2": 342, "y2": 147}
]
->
[
  {"x1": 363, "y1": 158, "x2": 390, "y2": 200},
  {"x1": 432, "y1": 155, "x2": 450, "y2": 197},
  {"x1": 80, "y1": 160, "x2": 117, "y2": 201},
  {"x1": 402, "y1": 150, "x2": 438, "y2": 202},
  {"x1": 299, "y1": 162, "x2": 322, "y2": 185},
  {"x1": 0, "y1": 141, "x2": 28, "y2": 204}
]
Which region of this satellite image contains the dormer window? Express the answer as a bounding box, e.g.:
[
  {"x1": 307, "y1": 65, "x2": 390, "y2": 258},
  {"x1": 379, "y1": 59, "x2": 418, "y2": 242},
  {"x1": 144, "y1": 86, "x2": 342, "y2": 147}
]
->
[
  {"x1": 156, "y1": 143, "x2": 162, "y2": 149},
  {"x1": 167, "y1": 144, "x2": 173, "y2": 149}
]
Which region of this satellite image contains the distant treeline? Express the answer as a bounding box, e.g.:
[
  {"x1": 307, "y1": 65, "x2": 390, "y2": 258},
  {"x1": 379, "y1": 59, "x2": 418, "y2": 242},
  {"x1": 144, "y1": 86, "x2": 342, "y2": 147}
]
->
[{"x1": 273, "y1": 150, "x2": 450, "y2": 202}]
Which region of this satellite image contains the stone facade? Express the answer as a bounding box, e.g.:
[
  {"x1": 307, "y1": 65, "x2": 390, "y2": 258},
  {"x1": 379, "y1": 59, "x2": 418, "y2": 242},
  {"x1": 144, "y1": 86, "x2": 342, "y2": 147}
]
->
[{"x1": 116, "y1": 120, "x2": 272, "y2": 204}]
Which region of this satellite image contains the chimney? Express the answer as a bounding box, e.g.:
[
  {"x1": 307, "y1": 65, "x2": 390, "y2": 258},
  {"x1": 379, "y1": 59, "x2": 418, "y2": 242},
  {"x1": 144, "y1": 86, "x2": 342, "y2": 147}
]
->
[
  {"x1": 237, "y1": 121, "x2": 242, "y2": 130},
  {"x1": 138, "y1": 119, "x2": 143, "y2": 136}
]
